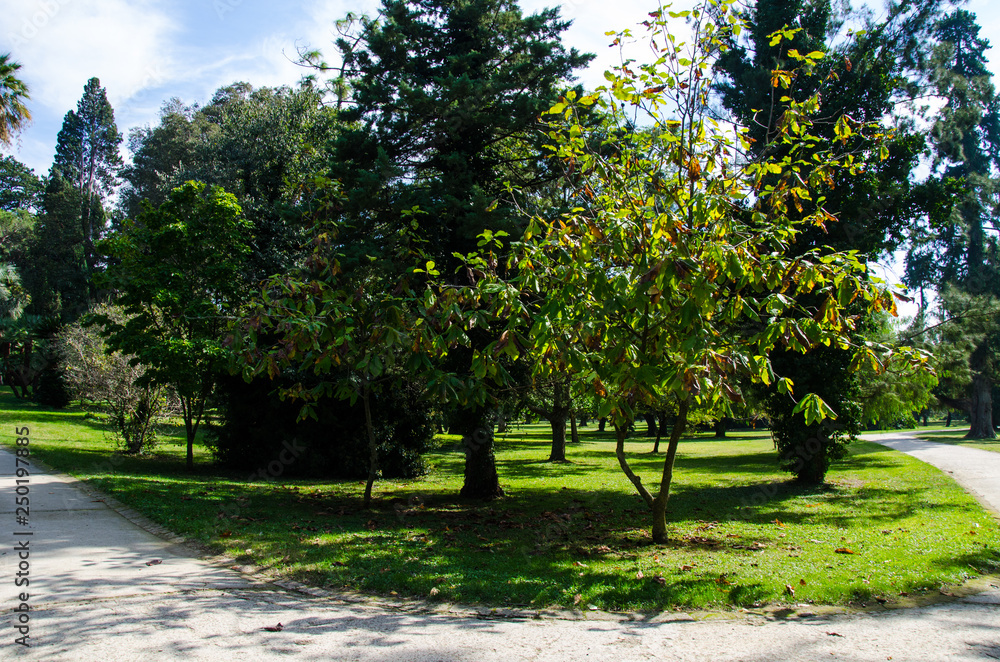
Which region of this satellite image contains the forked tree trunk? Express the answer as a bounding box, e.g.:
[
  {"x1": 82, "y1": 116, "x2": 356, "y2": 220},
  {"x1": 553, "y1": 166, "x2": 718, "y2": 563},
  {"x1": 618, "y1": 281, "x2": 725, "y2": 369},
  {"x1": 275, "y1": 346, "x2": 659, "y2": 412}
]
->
[
  {"x1": 651, "y1": 401, "x2": 689, "y2": 543},
  {"x1": 615, "y1": 400, "x2": 690, "y2": 544}
]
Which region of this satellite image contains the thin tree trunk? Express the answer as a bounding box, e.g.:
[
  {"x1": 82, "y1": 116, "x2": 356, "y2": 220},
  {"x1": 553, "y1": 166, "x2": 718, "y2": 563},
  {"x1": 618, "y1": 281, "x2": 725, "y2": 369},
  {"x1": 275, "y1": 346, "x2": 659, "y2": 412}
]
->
[
  {"x1": 615, "y1": 424, "x2": 654, "y2": 509},
  {"x1": 651, "y1": 400, "x2": 689, "y2": 544},
  {"x1": 570, "y1": 413, "x2": 580, "y2": 444},
  {"x1": 362, "y1": 387, "x2": 379, "y2": 508},
  {"x1": 714, "y1": 418, "x2": 727, "y2": 438}
]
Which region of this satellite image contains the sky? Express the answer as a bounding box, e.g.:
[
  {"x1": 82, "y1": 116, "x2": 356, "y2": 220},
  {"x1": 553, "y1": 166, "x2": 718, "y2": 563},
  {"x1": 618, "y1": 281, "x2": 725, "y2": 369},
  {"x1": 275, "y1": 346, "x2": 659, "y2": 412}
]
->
[{"x1": 2, "y1": 0, "x2": 999, "y2": 313}]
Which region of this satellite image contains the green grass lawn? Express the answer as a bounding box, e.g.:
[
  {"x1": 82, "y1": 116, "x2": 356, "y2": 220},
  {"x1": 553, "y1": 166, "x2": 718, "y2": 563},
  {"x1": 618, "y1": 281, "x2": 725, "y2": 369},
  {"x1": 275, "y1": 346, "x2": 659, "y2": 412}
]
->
[{"x1": 3, "y1": 390, "x2": 999, "y2": 612}]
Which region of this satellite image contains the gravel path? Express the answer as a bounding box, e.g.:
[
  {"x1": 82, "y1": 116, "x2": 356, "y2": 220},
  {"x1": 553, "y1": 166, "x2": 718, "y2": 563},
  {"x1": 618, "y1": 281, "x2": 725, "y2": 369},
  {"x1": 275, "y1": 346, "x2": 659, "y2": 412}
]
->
[{"x1": 1, "y1": 432, "x2": 999, "y2": 661}]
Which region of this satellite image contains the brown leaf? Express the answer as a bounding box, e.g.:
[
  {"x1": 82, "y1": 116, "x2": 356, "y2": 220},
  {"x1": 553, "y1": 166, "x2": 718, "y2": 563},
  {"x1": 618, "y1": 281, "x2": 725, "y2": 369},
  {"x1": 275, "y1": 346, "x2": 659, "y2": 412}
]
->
[
  {"x1": 145, "y1": 559, "x2": 162, "y2": 566},
  {"x1": 573, "y1": 593, "x2": 583, "y2": 605},
  {"x1": 636, "y1": 570, "x2": 644, "y2": 579},
  {"x1": 263, "y1": 623, "x2": 284, "y2": 632},
  {"x1": 654, "y1": 576, "x2": 666, "y2": 585},
  {"x1": 785, "y1": 584, "x2": 795, "y2": 596},
  {"x1": 834, "y1": 547, "x2": 855, "y2": 554}
]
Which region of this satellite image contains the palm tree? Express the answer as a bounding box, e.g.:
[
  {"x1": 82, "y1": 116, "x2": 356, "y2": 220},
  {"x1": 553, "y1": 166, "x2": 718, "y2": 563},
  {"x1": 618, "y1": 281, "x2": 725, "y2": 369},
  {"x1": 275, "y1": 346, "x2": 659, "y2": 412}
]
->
[{"x1": 0, "y1": 54, "x2": 31, "y2": 147}]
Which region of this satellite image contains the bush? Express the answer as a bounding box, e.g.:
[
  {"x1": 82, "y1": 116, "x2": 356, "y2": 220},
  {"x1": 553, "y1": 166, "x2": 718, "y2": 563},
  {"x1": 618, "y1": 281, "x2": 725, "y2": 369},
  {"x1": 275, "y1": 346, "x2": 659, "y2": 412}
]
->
[
  {"x1": 54, "y1": 305, "x2": 164, "y2": 454},
  {"x1": 208, "y1": 372, "x2": 435, "y2": 479},
  {"x1": 33, "y1": 366, "x2": 71, "y2": 408}
]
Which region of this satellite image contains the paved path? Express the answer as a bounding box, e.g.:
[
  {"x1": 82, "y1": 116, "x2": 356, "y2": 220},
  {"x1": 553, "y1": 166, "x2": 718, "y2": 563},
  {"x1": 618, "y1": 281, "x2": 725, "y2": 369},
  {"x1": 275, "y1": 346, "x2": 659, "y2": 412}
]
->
[{"x1": 2, "y1": 433, "x2": 1000, "y2": 661}]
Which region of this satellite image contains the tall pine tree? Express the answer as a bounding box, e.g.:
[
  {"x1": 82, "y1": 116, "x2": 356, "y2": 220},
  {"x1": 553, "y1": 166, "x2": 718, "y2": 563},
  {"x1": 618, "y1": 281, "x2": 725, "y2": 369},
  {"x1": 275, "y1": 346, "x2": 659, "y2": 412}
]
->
[
  {"x1": 906, "y1": 10, "x2": 1000, "y2": 439},
  {"x1": 714, "y1": 0, "x2": 943, "y2": 481},
  {"x1": 315, "y1": 0, "x2": 592, "y2": 499},
  {"x1": 52, "y1": 77, "x2": 122, "y2": 295}
]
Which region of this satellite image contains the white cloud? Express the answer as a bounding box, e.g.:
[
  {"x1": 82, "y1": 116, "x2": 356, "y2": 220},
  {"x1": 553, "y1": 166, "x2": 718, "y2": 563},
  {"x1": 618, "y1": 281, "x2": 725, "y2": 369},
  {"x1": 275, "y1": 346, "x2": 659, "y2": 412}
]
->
[{"x1": 2, "y1": 0, "x2": 178, "y2": 111}]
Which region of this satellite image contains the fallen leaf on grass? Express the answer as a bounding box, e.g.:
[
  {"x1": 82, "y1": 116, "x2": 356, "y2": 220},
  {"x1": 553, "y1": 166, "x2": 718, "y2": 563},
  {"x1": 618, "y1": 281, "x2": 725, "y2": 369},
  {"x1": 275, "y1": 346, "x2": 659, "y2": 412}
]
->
[
  {"x1": 679, "y1": 564, "x2": 694, "y2": 572},
  {"x1": 785, "y1": 584, "x2": 795, "y2": 596},
  {"x1": 573, "y1": 593, "x2": 582, "y2": 605},
  {"x1": 654, "y1": 576, "x2": 666, "y2": 585},
  {"x1": 834, "y1": 548, "x2": 855, "y2": 554},
  {"x1": 263, "y1": 623, "x2": 284, "y2": 632},
  {"x1": 429, "y1": 587, "x2": 440, "y2": 597},
  {"x1": 636, "y1": 571, "x2": 644, "y2": 579}
]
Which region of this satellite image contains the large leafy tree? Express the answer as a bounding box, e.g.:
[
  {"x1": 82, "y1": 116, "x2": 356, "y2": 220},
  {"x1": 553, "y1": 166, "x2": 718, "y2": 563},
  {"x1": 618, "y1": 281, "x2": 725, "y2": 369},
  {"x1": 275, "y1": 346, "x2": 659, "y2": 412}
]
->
[
  {"x1": 0, "y1": 156, "x2": 42, "y2": 212},
  {"x1": 713, "y1": 0, "x2": 943, "y2": 480},
  {"x1": 98, "y1": 181, "x2": 251, "y2": 470},
  {"x1": 314, "y1": 0, "x2": 592, "y2": 499},
  {"x1": 488, "y1": 1, "x2": 921, "y2": 543},
  {"x1": 906, "y1": 10, "x2": 1000, "y2": 439},
  {"x1": 53, "y1": 77, "x2": 122, "y2": 288},
  {"x1": 121, "y1": 83, "x2": 335, "y2": 286},
  {"x1": 0, "y1": 53, "x2": 31, "y2": 147}
]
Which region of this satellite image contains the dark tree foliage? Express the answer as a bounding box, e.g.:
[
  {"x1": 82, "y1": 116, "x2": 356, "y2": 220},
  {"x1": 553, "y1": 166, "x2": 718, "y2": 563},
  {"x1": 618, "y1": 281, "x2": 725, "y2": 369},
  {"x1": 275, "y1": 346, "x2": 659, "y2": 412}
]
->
[
  {"x1": 209, "y1": 373, "x2": 434, "y2": 479},
  {"x1": 21, "y1": 172, "x2": 90, "y2": 321},
  {"x1": 120, "y1": 83, "x2": 336, "y2": 288},
  {"x1": 324, "y1": 0, "x2": 591, "y2": 499},
  {"x1": 0, "y1": 156, "x2": 42, "y2": 212},
  {"x1": 906, "y1": 10, "x2": 1000, "y2": 439},
  {"x1": 714, "y1": 0, "x2": 943, "y2": 482}
]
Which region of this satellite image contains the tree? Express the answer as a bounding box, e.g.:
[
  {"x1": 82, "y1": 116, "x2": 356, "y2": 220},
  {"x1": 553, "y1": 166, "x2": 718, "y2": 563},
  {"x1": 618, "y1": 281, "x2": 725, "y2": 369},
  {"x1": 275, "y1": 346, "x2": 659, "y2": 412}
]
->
[
  {"x1": 906, "y1": 9, "x2": 1000, "y2": 439},
  {"x1": 487, "y1": 1, "x2": 921, "y2": 543},
  {"x1": 0, "y1": 54, "x2": 31, "y2": 147},
  {"x1": 21, "y1": 171, "x2": 89, "y2": 321},
  {"x1": 53, "y1": 77, "x2": 122, "y2": 288},
  {"x1": 98, "y1": 181, "x2": 251, "y2": 469},
  {"x1": 234, "y1": 201, "x2": 497, "y2": 506},
  {"x1": 0, "y1": 156, "x2": 42, "y2": 211},
  {"x1": 120, "y1": 83, "x2": 335, "y2": 286},
  {"x1": 713, "y1": 0, "x2": 944, "y2": 479},
  {"x1": 314, "y1": 0, "x2": 592, "y2": 499}
]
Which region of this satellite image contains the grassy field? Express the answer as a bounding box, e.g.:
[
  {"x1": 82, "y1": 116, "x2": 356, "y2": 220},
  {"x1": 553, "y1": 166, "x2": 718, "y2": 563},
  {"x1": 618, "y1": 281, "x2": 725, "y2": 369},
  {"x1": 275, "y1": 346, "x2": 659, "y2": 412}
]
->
[{"x1": 3, "y1": 390, "x2": 999, "y2": 612}]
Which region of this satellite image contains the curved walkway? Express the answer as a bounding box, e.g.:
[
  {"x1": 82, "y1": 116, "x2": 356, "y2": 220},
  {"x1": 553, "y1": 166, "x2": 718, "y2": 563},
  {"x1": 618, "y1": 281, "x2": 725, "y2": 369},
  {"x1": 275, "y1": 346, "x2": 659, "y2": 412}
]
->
[{"x1": 2, "y1": 434, "x2": 1000, "y2": 661}]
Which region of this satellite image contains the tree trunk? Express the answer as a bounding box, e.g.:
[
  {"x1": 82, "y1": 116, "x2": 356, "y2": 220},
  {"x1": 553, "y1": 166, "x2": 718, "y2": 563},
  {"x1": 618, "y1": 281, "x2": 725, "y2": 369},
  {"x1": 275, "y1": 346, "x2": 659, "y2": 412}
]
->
[
  {"x1": 714, "y1": 418, "x2": 727, "y2": 438},
  {"x1": 643, "y1": 413, "x2": 657, "y2": 436},
  {"x1": 362, "y1": 388, "x2": 379, "y2": 508},
  {"x1": 651, "y1": 400, "x2": 689, "y2": 543},
  {"x1": 549, "y1": 418, "x2": 567, "y2": 461},
  {"x1": 615, "y1": 425, "x2": 654, "y2": 509},
  {"x1": 599, "y1": 418, "x2": 607, "y2": 432},
  {"x1": 570, "y1": 414, "x2": 580, "y2": 444},
  {"x1": 967, "y1": 372, "x2": 997, "y2": 439},
  {"x1": 946, "y1": 411, "x2": 952, "y2": 427},
  {"x1": 459, "y1": 406, "x2": 504, "y2": 500},
  {"x1": 496, "y1": 408, "x2": 508, "y2": 434}
]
